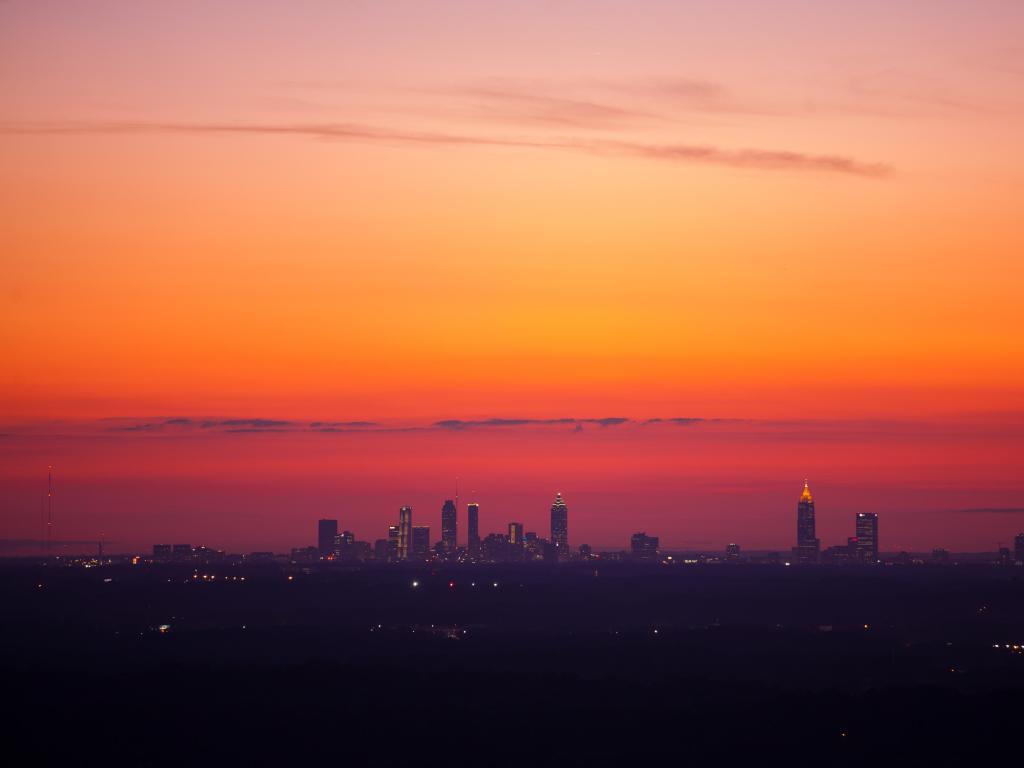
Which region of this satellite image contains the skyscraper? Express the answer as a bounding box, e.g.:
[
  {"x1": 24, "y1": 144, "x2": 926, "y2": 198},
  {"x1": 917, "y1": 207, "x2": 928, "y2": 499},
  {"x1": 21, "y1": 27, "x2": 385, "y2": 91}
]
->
[
  {"x1": 550, "y1": 493, "x2": 568, "y2": 553},
  {"x1": 508, "y1": 522, "x2": 524, "y2": 561},
  {"x1": 855, "y1": 513, "x2": 879, "y2": 563},
  {"x1": 1015, "y1": 532, "x2": 1024, "y2": 566},
  {"x1": 398, "y1": 506, "x2": 413, "y2": 560},
  {"x1": 467, "y1": 502, "x2": 480, "y2": 557},
  {"x1": 387, "y1": 525, "x2": 400, "y2": 562},
  {"x1": 412, "y1": 526, "x2": 431, "y2": 558},
  {"x1": 508, "y1": 521, "x2": 523, "y2": 545},
  {"x1": 794, "y1": 482, "x2": 819, "y2": 564},
  {"x1": 318, "y1": 519, "x2": 338, "y2": 559},
  {"x1": 441, "y1": 499, "x2": 457, "y2": 552}
]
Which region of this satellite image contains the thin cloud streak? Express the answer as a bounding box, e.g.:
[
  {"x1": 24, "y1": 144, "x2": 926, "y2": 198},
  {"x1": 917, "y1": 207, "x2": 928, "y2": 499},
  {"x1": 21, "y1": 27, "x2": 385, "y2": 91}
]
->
[{"x1": 2, "y1": 121, "x2": 891, "y2": 177}]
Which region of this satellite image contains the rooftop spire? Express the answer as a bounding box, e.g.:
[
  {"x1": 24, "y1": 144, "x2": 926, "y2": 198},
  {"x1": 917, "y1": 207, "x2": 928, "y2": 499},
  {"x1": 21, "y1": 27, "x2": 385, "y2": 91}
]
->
[{"x1": 800, "y1": 480, "x2": 813, "y2": 503}]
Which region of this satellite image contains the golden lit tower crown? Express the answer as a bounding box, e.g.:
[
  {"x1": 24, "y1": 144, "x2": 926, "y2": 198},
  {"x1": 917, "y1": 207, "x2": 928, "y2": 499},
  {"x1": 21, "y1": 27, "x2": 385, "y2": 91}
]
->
[{"x1": 799, "y1": 481, "x2": 813, "y2": 503}]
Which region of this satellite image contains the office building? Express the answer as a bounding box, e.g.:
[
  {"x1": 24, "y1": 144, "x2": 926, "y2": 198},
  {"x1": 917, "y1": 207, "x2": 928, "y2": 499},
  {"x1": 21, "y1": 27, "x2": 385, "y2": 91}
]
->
[
  {"x1": 508, "y1": 521, "x2": 524, "y2": 545},
  {"x1": 153, "y1": 544, "x2": 172, "y2": 561},
  {"x1": 387, "y1": 525, "x2": 400, "y2": 562},
  {"x1": 1015, "y1": 533, "x2": 1024, "y2": 566},
  {"x1": 794, "y1": 482, "x2": 820, "y2": 564},
  {"x1": 441, "y1": 499, "x2": 457, "y2": 553},
  {"x1": 467, "y1": 503, "x2": 480, "y2": 557},
  {"x1": 398, "y1": 506, "x2": 413, "y2": 560},
  {"x1": 630, "y1": 532, "x2": 659, "y2": 560},
  {"x1": 855, "y1": 513, "x2": 879, "y2": 563},
  {"x1": 482, "y1": 532, "x2": 510, "y2": 562},
  {"x1": 550, "y1": 493, "x2": 568, "y2": 553},
  {"x1": 318, "y1": 519, "x2": 338, "y2": 559},
  {"x1": 508, "y1": 521, "x2": 524, "y2": 561},
  {"x1": 412, "y1": 526, "x2": 431, "y2": 558},
  {"x1": 726, "y1": 543, "x2": 741, "y2": 561}
]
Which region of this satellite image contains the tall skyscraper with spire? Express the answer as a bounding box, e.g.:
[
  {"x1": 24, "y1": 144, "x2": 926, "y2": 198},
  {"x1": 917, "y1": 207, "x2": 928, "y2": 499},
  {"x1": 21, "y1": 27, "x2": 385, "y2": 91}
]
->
[
  {"x1": 441, "y1": 499, "x2": 457, "y2": 553},
  {"x1": 794, "y1": 481, "x2": 820, "y2": 564},
  {"x1": 550, "y1": 493, "x2": 568, "y2": 553},
  {"x1": 467, "y1": 502, "x2": 480, "y2": 557},
  {"x1": 398, "y1": 506, "x2": 413, "y2": 560}
]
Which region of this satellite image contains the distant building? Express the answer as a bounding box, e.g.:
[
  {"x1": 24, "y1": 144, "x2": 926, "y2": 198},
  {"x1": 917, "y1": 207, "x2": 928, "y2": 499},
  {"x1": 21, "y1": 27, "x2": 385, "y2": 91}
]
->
[
  {"x1": 524, "y1": 532, "x2": 546, "y2": 562},
  {"x1": 398, "y1": 506, "x2": 413, "y2": 560},
  {"x1": 441, "y1": 499, "x2": 457, "y2": 553},
  {"x1": 508, "y1": 522, "x2": 524, "y2": 545},
  {"x1": 349, "y1": 541, "x2": 372, "y2": 561},
  {"x1": 725, "y1": 543, "x2": 741, "y2": 561},
  {"x1": 153, "y1": 544, "x2": 172, "y2": 561},
  {"x1": 387, "y1": 525, "x2": 400, "y2": 562},
  {"x1": 193, "y1": 546, "x2": 224, "y2": 564},
  {"x1": 373, "y1": 539, "x2": 389, "y2": 561},
  {"x1": 412, "y1": 526, "x2": 431, "y2": 558},
  {"x1": 822, "y1": 539, "x2": 857, "y2": 564},
  {"x1": 291, "y1": 546, "x2": 318, "y2": 562},
  {"x1": 507, "y1": 522, "x2": 524, "y2": 561},
  {"x1": 998, "y1": 547, "x2": 1013, "y2": 566},
  {"x1": 172, "y1": 544, "x2": 192, "y2": 562},
  {"x1": 932, "y1": 547, "x2": 950, "y2": 565},
  {"x1": 467, "y1": 503, "x2": 480, "y2": 557},
  {"x1": 318, "y1": 519, "x2": 338, "y2": 559},
  {"x1": 630, "y1": 532, "x2": 659, "y2": 560},
  {"x1": 550, "y1": 493, "x2": 568, "y2": 554},
  {"x1": 1015, "y1": 533, "x2": 1024, "y2": 566},
  {"x1": 794, "y1": 482, "x2": 820, "y2": 564},
  {"x1": 331, "y1": 531, "x2": 356, "y2": 560},
  {"x1": 855, "y1": 513, "x2": 879, "y2": 563},
  {"x1": 482, "y1": 532, "x2": 510, "y2": 562},
  {"x1": 578, "y1": 544, "x2": 593, "y2": 560}
]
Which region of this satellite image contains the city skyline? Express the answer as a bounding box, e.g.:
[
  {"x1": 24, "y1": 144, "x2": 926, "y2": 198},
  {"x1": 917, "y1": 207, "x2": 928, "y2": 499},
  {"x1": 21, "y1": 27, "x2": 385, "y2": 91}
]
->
[
  {"x1": 2, "y1": 0, "x2": 1023, "y2": 555},
  {"x1": 3, "y1": 3, "x2": 1022, "y2": 761}
]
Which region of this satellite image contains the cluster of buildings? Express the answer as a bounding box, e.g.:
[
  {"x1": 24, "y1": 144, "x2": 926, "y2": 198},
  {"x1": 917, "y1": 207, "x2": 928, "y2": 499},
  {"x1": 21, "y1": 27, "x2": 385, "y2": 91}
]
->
[
  {"x1": 299, "y1": 493, "x2": 577, "y2": 564},
  {"x1": 793, "y1": 481, "x2": 880, "y2": 564},
  {"x1": 151, "y1": 482, "x2": 1024, "y2": 568}
]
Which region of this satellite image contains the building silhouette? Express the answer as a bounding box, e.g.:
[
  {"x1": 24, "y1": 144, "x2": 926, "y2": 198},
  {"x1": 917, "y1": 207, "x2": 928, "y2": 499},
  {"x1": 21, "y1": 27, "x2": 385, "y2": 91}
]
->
[
  {"x1": 482, "y1": 532, "x2": 510, "y2": 562},
  {"x1": 467, "y1": 503, "x2": 480, "y2": 557},
  {"x1": 317, "y1": 519, "x2": 338, "y2": 559},
  {"x1": 508, "y1": 522, "x2": 524, "y2": 561},
  {"x1": 631, "y1": 532, "x2": 659, "y2": 560},
  {"x1": 855, "y1": 513, "x2": 879, "y2": 562},
  {"x1": 794, "y1": 482, "x2": 820, "y2": 564},
  {"x1": 398, "y1": 506, "x2": 413, "y2": 560},
  {"x1": 387, "y1": 525, "x2": 400, "y2": 562},
  {"x1": 550, "y1": 493, "x2": 568, "y2": 553},
  {"x1": 1015, "y1": 533, "x2": 1024, "y2": 566},
  {"x1": 441, "y1": 499, "x2": 457, "y2": 553},
  {"x1": 725, "y1": 543, "x2": 741, "y2": 561},
  {"x1": 412, "y1": 526, "x2": 431, "y2": 558}
]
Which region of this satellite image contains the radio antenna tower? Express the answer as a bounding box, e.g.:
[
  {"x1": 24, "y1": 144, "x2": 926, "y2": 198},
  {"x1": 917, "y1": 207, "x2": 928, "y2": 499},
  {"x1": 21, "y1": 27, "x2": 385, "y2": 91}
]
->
[{"x1": 46, "y1": 465, "x2": 53, "y2": 555}]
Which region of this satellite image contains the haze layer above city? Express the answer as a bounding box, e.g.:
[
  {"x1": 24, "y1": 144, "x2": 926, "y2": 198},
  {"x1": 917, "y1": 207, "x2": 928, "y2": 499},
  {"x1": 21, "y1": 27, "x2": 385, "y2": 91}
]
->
[{"x1": 2, "y1": 1, "x2": 1023, "y2": 553}]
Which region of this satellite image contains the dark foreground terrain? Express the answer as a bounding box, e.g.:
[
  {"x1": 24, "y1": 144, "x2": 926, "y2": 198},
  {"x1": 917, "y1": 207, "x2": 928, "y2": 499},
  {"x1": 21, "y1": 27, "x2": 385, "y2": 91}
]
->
[{"x1": 4, "y1": 561, "x2": 1024, "y2": 765}]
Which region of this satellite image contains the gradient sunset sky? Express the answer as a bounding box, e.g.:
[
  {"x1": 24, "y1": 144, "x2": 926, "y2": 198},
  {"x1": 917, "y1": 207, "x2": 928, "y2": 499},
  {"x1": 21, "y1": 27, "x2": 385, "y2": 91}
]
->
[{"x1": 2, "y1": 1, "x2": 1023, "y2": 553}]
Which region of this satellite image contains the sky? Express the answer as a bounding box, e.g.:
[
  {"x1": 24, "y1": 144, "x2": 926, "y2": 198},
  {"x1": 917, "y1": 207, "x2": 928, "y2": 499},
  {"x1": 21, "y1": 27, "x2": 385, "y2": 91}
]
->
[{"x1": 2, "y1": 1, "x2": 1023, "y2": 553}]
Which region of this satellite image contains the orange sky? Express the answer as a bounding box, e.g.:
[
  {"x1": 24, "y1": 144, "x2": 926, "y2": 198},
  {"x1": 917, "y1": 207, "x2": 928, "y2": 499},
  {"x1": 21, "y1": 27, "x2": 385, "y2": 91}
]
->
[{"x1": 1, "y1": 1, "x2": 1023, "y2": 552}]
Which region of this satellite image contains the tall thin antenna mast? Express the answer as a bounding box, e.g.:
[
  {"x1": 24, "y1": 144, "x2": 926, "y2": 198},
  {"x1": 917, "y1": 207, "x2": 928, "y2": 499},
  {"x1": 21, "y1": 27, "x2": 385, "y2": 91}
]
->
[{"x1": 47, "y1": 465, "x2": 53, "y2": 555}]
